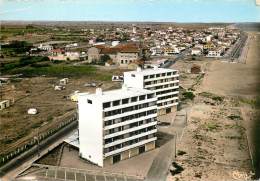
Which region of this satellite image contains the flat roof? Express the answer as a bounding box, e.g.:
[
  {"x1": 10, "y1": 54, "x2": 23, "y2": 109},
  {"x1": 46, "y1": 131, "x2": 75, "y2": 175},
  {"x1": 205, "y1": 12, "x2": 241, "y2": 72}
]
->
[
  {"x1": 64, "y1": 130, "x2": 79, "y2": 148},
  {"x1": 124, "y1": 68, "x2": 178, "y2": 76},
  {"x1": 78, "y1": 87, "x2": 154, "y2": 102}
]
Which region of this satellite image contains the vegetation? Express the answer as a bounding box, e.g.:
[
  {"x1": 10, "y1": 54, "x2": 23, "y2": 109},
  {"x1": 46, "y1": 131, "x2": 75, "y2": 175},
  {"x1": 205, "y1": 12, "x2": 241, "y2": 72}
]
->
[
  {"x1": 182, "y1": 91, "x2": 195, "y2": 101},
  {"x1": 199, "y1": 92, "x2": 224, "y2": 102},
  {"x1": 227, "y1": 114, "x2": 242, "y2": 120},
  {"x1": 204, "y1": 122, "x2": 220, "y2": 132},
  {"x1": 1, "y1": 41, "x2": 32, "y2": 55},
  {"x1": 1, "y1": 56, "x2": 50, "y2": 72}
]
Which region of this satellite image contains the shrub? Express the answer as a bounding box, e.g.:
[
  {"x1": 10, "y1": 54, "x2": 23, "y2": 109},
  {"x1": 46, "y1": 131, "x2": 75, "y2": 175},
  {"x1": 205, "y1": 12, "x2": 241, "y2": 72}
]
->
[{"x1": 182, "y1": 91, "x2": 195, "y2": 100}]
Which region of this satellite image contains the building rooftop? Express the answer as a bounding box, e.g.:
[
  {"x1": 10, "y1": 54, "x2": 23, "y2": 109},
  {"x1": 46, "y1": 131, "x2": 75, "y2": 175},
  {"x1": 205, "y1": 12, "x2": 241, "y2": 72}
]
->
[
  {"x1": 124, "y1": 67, "x2": 178, "y2": 76},
  {"x1": 78, "y1": 87, "x2": 154, "y2": 103}
]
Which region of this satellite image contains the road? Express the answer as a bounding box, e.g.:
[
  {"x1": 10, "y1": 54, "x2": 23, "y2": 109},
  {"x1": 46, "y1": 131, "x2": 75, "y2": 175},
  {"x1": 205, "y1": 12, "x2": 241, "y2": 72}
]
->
[
  {"x1": 159, "y1": 49, "x2": 189, "y2": 68},
  {"x1": 145, "y1": 107, "x2": 188, "y2": 181},
  {"x1": 0, "y1": 121, "x2": 77, "y2": 181}
]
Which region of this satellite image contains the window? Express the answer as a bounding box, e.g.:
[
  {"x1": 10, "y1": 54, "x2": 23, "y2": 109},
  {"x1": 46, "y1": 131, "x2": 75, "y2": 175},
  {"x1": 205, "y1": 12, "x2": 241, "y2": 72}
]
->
[
  {"x1": 131, "y1": 96, "x2": 138, "y2": 102},
  {"x1": 131, "y1": 74, "x2": 136, "y2": 77},
  {"x1": 103, "y1": 102, "x2": 111, "y2": 109},
  {"x1": 150, "y1": 75, "x2": 155, "y2": 78},
  {"x1": 87, "y1": 99, "x2": 92, "y2": 104},
  {"x1": 122, "y1": 98, "x2": 129, "y2": 104},
  {"x1": 139, "y1": 95, "x2": 146, "y2": 101},
  {"x1": 113, "y1": 100, "x2": 120, "y2": 106},
  {"x1": 147, "y1": 94, "x2": 154, "y2": 99},
  {"x1": 144, "y1": 75, "x2": 148, "y2": 79},
  {"x1": 156, "y1": 74, "x2": 160, "y2": 78}
]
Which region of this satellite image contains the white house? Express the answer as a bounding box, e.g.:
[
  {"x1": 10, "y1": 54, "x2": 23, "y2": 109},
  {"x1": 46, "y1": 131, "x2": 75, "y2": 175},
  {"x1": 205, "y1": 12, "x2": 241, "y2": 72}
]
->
[
  {"x1": 207, "y1": 48, "x2": 223, "y2": 58},
  {"x1": 78, "y1": 87, "x2": 157, "y2": 167},
  {"x1": 191, "y1": 48, "x2": 202, "y2": 56},
  {"x1": 124, "y1": 67, "x2": 179, "y2": 115}
]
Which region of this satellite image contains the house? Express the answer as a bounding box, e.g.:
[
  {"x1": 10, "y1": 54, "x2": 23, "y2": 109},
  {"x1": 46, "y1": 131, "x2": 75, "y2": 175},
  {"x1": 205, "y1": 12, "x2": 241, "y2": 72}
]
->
[
  {"x1": 60, "y1": 78, "x2": 69, "y2": 85},
  {"x1": 191, "y1": 48, "x2": 202, "y2": 56},
  {"x1": 0, "y1": 100, "x2": 10, "y2": 110},
  {"x1": 124, "y1": 67, "x2": 179, "y2": 115},
  {"x1": 87, "y1": 47, "x2": 101, "y2": 63},
  {"x1": 115, "y1": 45, "x2": 140, "y2": 67},
  {"x1": 207, "y1": 48, "x2": 223, "y2": 58},
  {"x1": 203, "y1": 43, "x2": 216, "y2": 50},
  {"x1": 78, "y1": 87, "x2": 157, "y2": 166},
  {"x1": 38, "y1": 44, "x2": 53, "y2": 51}
]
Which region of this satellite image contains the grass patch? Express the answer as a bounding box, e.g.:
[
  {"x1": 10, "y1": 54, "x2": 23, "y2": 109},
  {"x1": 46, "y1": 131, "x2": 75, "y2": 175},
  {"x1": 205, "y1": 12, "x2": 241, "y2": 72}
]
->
[
  {"x1": 199, "y1": 92, "x2": 224, "y2": 102},
  {"x1": 227, "y1": 114, "x2": 242, "y2": 120},
  {"x1": 182, "y1": 91, "x2": 195, "y2": 101},
  {"x1": 204, "y1": 122, "x2": 220, "y2": 131},
  {"x1": 240, "y1": 97, "x2": 260, "y2": 109}
]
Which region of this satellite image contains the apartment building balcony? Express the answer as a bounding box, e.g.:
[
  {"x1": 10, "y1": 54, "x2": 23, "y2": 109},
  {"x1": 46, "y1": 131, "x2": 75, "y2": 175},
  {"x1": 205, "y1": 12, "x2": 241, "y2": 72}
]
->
[
  {"x1": 104, "y1": 121, "x2": 157, "y2": 139},
  {"x1": 157, "y1": 96, "x2": 178, "y2": 104},
  {"x1": 144, "y1": 74, "x2": 179, "y2": 82},
  {"x1": 157, "y1": 91, "x2": 179, "y2": 98},
  {"x1": 104, "y1": 137, "x2": 157, "y2": 157},
  {"x1": 103, "y1": 106, "x2": 157, "y2": 121},
  {"x1": 157, "y1": 101, "x2": 178, "y2": 109},
  {"x1": 104, "y1": 113, "x2": 157, "y2": 130},
  {"x1": 103, "y1": 97, "x2": 157, "y2": 112},
  {"x1": 153, "y1": 85, "x2": 179, "y2": 93},
  {"x1": 104, "y1": 129, "x2": 157, "y2": 148},
  {"x1": 144, "y1": 80, "x2": 180, "y2": 89}
]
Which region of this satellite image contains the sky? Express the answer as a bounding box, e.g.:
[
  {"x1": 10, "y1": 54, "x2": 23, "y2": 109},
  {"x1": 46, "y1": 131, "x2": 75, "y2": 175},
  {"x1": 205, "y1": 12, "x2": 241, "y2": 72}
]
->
[{"x1": 0, "y1": 0, "x2": 260, "y2": 22}]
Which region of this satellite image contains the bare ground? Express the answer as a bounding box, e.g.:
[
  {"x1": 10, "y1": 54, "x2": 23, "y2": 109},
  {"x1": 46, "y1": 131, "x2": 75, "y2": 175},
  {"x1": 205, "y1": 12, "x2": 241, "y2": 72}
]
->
[{"x1": 167, "y1": 32, "x2": 260, "y2": 181}]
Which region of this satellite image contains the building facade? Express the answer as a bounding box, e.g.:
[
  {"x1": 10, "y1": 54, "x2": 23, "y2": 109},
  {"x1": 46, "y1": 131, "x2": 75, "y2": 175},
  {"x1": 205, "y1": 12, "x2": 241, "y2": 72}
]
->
[
  {"x1": 78, "y1": 87, "x2": 157, "y2": 167},
  {"x1": 124, "y1": 67, "x2": 179, "y2": 115}
]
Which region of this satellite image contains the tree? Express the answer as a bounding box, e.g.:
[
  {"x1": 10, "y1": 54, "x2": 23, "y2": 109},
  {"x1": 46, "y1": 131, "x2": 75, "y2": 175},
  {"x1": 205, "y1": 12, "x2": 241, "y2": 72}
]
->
[{"x1": 100, "y1": 54, "x2": 111, "y2": 63}]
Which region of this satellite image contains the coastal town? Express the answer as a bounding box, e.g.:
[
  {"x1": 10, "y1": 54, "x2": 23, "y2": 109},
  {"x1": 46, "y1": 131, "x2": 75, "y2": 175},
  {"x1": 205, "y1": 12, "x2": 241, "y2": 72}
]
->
[
  {"x1": 12, "y1": 24, "x2": 241, "y2": 67},
  {"x1": 0, "y1": 20, "x2": 259, "y2": 181}
]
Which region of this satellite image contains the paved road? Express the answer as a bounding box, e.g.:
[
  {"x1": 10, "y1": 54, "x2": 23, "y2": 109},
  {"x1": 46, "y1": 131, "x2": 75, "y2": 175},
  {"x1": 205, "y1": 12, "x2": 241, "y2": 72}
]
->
[
  {"x1": 0, "y1": 121, "x2": 77, "y2": 181},
  {"x1": 145, "y1": 108, "x2": 188, "y2": 181}
]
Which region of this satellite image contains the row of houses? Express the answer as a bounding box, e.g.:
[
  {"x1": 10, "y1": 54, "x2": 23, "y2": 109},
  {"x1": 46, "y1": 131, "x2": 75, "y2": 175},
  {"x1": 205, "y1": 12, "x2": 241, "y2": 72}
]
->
[{"x1": 87, "y1": 43, "x2": 141, "y2": 67}]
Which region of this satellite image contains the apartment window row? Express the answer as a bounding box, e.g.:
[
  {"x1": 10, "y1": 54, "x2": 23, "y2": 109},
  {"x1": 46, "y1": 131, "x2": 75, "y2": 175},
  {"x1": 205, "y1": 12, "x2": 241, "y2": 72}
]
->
[
  {"x1": 103, "y1": 94, "x2": 155, "y2": 109},
  {"x1": 105, "y1": 110, "x2": 157, "y2": 135},
  {"x1": 158, "y1": 94, "x2": 179, "y2": 101},
  {"x1": 149, "y1": 83, "x2": 179, "y2": 91},
  {"x1": 143, "y1": 71, "x2": 177, "y2": 80},
  {"x1": 104, "y1": 129, "x2": 156, "y2": 153},
  {"x1": 156, "y1": 88, "x2": 179, "y2": 96},
  {"x1": 104, "y1": 118, "x2": 156, "y2": 144},
  {"x1": 104, "y1": 101, "x2": 156, "y2": 117},
  {"x1": 157, "y1": 99, "x2": 178, "y2": 107},
  {"x1": 144, "y1": 77, "x2": 179, "y2": 86},
  {"x1": 104, "y1": 109, "x2": 157, "y2": 127}
]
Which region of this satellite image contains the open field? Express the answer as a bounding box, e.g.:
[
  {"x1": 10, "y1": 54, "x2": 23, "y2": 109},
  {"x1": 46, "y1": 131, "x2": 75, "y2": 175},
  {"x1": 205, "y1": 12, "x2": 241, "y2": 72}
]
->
[{"x1": 0, "y1": 74, "x2": 122, "y2": 158}]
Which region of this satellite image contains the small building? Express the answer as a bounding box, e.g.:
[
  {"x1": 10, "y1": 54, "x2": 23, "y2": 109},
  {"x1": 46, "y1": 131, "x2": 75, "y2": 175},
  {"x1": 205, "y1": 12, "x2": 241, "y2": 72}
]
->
[
  {"x1": 87, "y1": 47, "x2": 101, "y2": 63},
  {"x1": 191, "y1": 48, "x2": 202, "y2": 56},
  {"x1": 190, "y1": 64, "x2": 201, "y2": 74},
  {"x1": 60, "y1": 78, "x2": 69, "y2": 85},
  {"x1": 0, "y1": 100, "x2": 10, "y2": 110},
  {"x1": 207, "y1": 48, "x2": 223, "y2": 58}
]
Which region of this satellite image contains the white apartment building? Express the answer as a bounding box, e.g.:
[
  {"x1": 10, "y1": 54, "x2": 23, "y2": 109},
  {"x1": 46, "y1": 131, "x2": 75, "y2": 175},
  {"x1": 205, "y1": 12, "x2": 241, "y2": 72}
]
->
[
  {"x1": 78, "y1": 87, "x2": 158, "y2": 167},
  {"x1": 124, "y1": 67, "x2": 179, "y2": 115}
]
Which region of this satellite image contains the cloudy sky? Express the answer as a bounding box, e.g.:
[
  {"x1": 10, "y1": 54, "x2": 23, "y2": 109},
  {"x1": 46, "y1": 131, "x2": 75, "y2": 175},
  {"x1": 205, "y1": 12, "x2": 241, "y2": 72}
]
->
[{"x1": 0, "y1": 0, "x2": 260, "y2": 22}]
